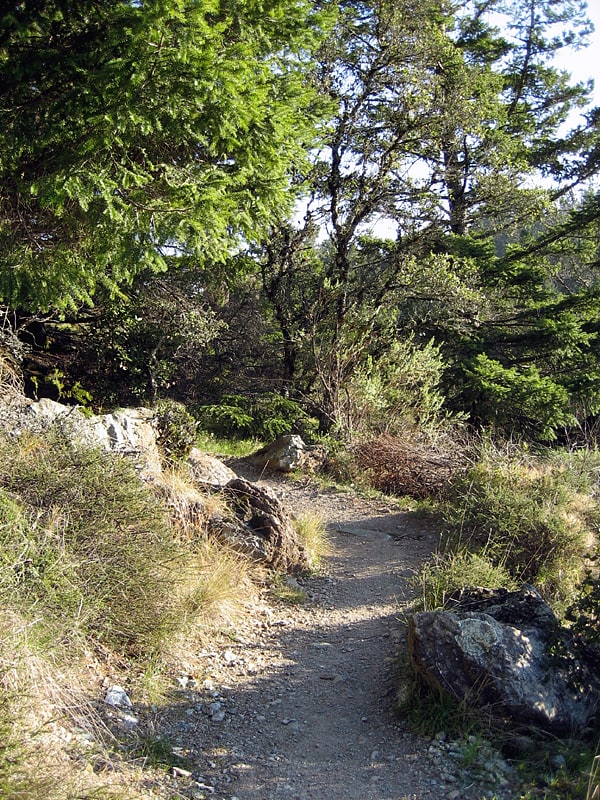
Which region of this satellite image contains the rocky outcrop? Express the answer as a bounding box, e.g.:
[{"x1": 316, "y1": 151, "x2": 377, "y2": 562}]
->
[
  {"x1": 408, "y1": 585, "x2": 600, "y2": 734},
  {"x1": 212, "y1": 478, "x2": 309, "y2": 574},
  {"x1": 0, "y1": 397, "x2": 308, "y2": 574},
  {"x1": 0, "y1": 397, "x2": 162, "y2": 476}
]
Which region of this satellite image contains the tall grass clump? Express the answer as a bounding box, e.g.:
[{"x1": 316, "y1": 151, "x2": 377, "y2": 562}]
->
[
  {"x1": 293, "y1": 512, "x2": 331, "y2": 570},
  {"x1": 440, "y1": 441, "x2": 600, "y2": 610},
  {"x1": 0, "y1": 427, "x2": 185, "y2": 656},
  {"x1": 413, "y1": 550, "x2": 518, "y2": 611}
]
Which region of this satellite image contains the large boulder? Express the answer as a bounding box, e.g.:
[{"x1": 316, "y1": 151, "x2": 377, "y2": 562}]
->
[
  {"x1": 408, "y1": 585, "x2": 600, "y2": 733},
  {"x1": 250, "y1": 434, "x2": 307, "y2": 473},
  {"x1": 0, "y1": 397, "x2": 161, "y2": 476},
  {"x1": 211, "y1": 477, "x2": 309, "y2": 574}
]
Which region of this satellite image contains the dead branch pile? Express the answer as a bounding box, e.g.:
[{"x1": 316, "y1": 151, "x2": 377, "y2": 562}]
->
[{"x1": 351, "y1": 432, "x2": 468, "y2": 499}]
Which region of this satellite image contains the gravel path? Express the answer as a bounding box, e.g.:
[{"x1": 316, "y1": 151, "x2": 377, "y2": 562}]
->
[{"x1": 156, "y1": 467, "x2": 518, "y2": 800}]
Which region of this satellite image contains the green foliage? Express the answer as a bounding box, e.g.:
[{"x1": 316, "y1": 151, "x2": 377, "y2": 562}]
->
[
  {"x1": 565, "y1": 551, "x2": 600, "y2": 648},
  {"x1": 441, "y1": 443, "x2": 599, "y2": 609},
  {"x1": 340, "y1": 337, "x2": 448, "y2": 436},
  {"x1": 153, "y1": 399, "x2": 198, "y2": 461},
  {"x1": 69, "y1": 271, "x2": 226, "y2": 406},
  {"x1": 0, "y1": 0, "x2": 329, "y2": 311},
  {"x1": 464, "y1": 354, "x2": 576, "y2": 440},
  {"x1": 197, "y1": 392, "x2": 319, "y2": 441},
  {"x1": 412, "y1": 550, "x2": 518, "y2": 612}
]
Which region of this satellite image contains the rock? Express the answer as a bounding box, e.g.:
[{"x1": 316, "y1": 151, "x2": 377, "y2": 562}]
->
[
  {"x1": 187, "y1": 448, "x2": 238, "y2": 487},
  {"x1": 93, "y1": 407, "x2": 162, "y2": 476},
  {"x1": 104, "y1": 685, "x2": 133, "y2": 708},
  {"x1": 408, "y1": 585, "x2": 600, "y2": 733},
  {"x1": 212, "y1": 478, "x2": 309, "y2": 574},
  {"x1": 249, "y1": 435, "x2": 307, "y2": 472},
  {"x1": 0, "y1": 398, "x2": 161, "y2": 476}
]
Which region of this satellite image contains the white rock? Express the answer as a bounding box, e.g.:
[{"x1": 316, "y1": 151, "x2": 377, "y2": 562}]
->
[{"x1": 104, "y1": 685, "x2": 132, "y2": 708}]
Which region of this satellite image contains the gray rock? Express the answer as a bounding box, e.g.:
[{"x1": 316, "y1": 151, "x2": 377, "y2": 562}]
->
[
  {"x1": 0, "y1": 398, "x2": 162, "y2": 476},
  {"x1": 93, "y1": 407, "x2": 162, "y2": 475},
  {"x1": 212, "y1": 478, "x2": 309, "y2": 574},
  {"x1": 249, "y1": 435, "x2": 307, "y2": 472},
  {"x1": 408, "y1": 585, "x2": 600, "y2": 733},
  {"x1": 186, "y1": 448, "x2": 238, "y2": 487},
  {"x1": 104, "y1": 685, "x2": 133, "y2": 708}
]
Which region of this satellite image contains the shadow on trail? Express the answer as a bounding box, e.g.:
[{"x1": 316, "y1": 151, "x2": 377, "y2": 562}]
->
[{"x1": 133, "y1": 526, "x2": 441, "y2": 800}]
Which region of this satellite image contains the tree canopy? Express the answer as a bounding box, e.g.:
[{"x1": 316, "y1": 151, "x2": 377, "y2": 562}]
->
[
  {"x1": 2, "y1": 0, "x2": 600, "y2": 443},
  {"x1": 0, "y1": 0, "x2": 328, "y2": 311}
]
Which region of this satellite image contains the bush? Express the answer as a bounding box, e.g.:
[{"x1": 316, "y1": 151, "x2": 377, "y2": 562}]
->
[
  {"x1": 565, "y1": 549, "x2": 600, "y2": 648},
  {"x1": 197, "y1": 392, "x2": 319, "y2": 441},
  {"x1": 339, "y1": 336, "x2": 448, "y2": 436},
  {"x1": 153, "y1": 398, "x2": 198, "y2": 460},
  {"x1": 441, "y1": 442, "x2": 599, "y2": 609}
]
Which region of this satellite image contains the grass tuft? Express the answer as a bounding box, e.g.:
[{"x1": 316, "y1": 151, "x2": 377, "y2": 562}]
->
[
  {"x1": 412, "y1": 549, "x2": 518, "y2": 611},
  {"x1": 292, "y1": 511, "x2": 331, "y2": 571},
  {"x1": 589, "y1": 748, "x2": 600, "y2": 800}
]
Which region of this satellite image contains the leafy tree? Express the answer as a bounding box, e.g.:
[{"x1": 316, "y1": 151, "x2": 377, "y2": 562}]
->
[
  {"x1": 0, "y1": 0, "x2": 328, "y2": 312},
  {"x1": 62, "y1": 269, "x2": 226, "y2": 406},
  {"x1": 258, "y1": 0, "x2": 600, "y2": 437}
]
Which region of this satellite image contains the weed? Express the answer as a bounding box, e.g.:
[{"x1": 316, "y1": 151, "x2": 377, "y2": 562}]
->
[
  {"x1": 292, "y1": 512, "x2": 330, "y2": 571},
  {"x1": 176, "y1": 536, "x2": 258, "y2": 626},
  {"x1": 412, "y1": 549, "x2": 517, "y2": 611},
  {"x1": 271, "y1": 574, "x2": 307, "y2": 604},
  {"x1": 0, "y1": 428, "x2": 182, "y2": 656},
  {"x1": 153, "y1": 399, "x2": 198, "y2": 460}
]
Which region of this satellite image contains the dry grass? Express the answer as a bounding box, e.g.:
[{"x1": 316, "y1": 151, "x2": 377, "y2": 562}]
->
[
  {"x1": 152, "y1": 467, "x2": 228, "y2": 540},
  {"x1": 177, "y1": 536, "x2": 260, "y2": 626},
  {"x1": 589, "y1": 748, "x2": 600, "y2": 800},
  {"x1": 0, "y1": 351, "x2": 23, "y2": 400},
  {"x1": 292, "y1": 511, "x2": 331, "y2": 570}
]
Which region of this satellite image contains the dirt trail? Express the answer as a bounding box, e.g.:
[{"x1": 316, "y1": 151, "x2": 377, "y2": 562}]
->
[{"x1": 169, "y1": 466, "x2": 457, "y2": 800}]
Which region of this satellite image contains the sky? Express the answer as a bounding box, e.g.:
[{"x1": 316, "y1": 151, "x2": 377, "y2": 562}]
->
[{"x1": 553, "y1": 3, "x2": 600, "y2": 107}]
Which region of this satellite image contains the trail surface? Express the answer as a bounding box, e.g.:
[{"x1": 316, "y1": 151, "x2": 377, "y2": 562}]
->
[{"x1": 159, "y1": 466, "x2": 505, "y2": 800}]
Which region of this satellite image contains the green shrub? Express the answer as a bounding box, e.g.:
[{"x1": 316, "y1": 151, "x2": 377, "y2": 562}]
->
[
  {"x1": 412, "y1": 549, "x2": 518, "y2": 611},
  {"x1": 197, "y1": 392, "x2": 319, "y2": 441},
  {"x1": 441, "y1": 442, "x2": 599, "y2": 609},
  {"x1": 340, "y1": 336, "x2": 449, "y2": 436},
  {"x1": 153, "y1": 398, "x2": 198, "y2": 460},
  {"x1": 565, "y1": 549, "x2": 600, "y2": 648}
]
